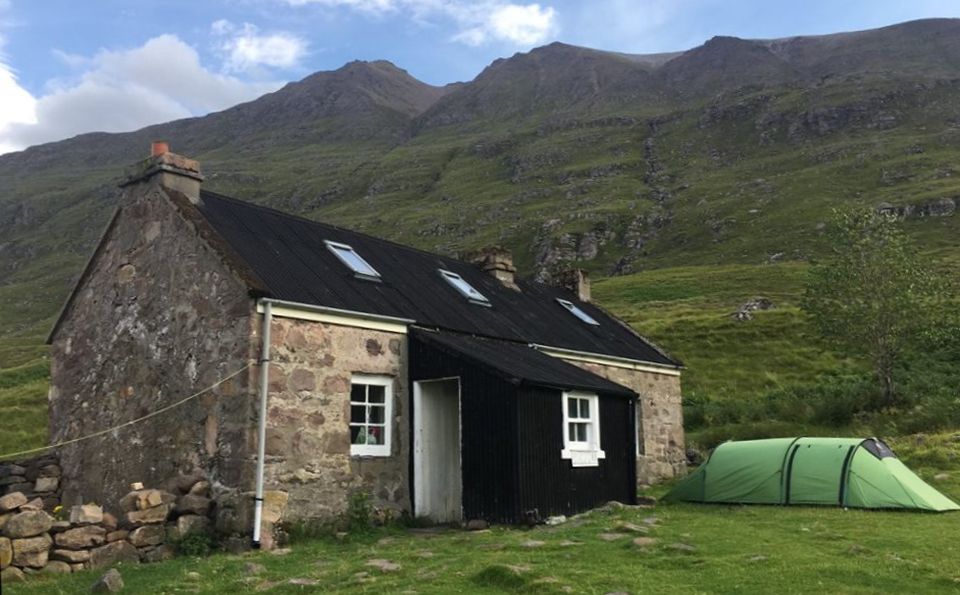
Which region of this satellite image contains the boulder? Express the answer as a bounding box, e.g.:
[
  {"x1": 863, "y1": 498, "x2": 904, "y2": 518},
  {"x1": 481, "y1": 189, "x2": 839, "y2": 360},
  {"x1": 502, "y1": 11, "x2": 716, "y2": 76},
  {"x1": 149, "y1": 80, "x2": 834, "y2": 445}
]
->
[
  {"x1": 176, "y1": 494, "x2": 212, "y2": 516},
  {"x1": 465, "y1": 519, "x2": 488, "y2": 531},
  {"x1": 172, "y1": 470, "x2": 207, "y2": 494},
  {"x1": 4, "y1": 482, "x2": 33, "y2": 494},
  {"x1": 102, "y1": 512, "x2": 118, "y2": 531},
  {"x1": 56, "y1": 525, "x2": 107, "y2": 549},
  {"x1": 11, "y1": 534, "x2": 52, "y2": 568},
  {"x1": 34, "y1": 476, "x2": 59, "y2": 493},
  {"x1": 38, "y1": 464, "x2": 61, "y2": 478},
  {"x1": 20, "y1": 498, "x2": 44, "y2": 511},
  {"x1": 141, "y1": 544, "x2": 175, "y2": 563},
  {"x1": 0, "y1": 513, "x2": 12, "y2": 532},
  {"x1": 188, "y1": 480, "x2": 210, "y2": 497},
  {"x1": 0, "y1": 566, "x2": 25, "y2": 583},
  {"x1": 91, "y1": 568, "x2": 124, "y2": 593},
  {"x1": 0, "y1": 464, "x2": 26, "y2": 478},
  {"x1": 136, "y1": 490, "x2": 164, "y2": 511},
  {"x1": 90, "y1": 540, "x2": 139, "y2": 569},
  {"x1": 106, "y1": 530, "x2": 129, "y2": 543},
  {"x1": 3, "y1": 509, "x2": 53, "y2": 538},
  {"x1": 174, "y1": 514, "x2": 209, "y2": 539},
  {"x1": 128, "y1": 525, "x2": 165, "y2": 547},
  {"x1": 0, "y1": 536, "x2": 11, "y2": 569},
  {"x1": 70, "y1": 503, "x2": 104, "y2": 525},
  {"x1": 125, "y1": 503, "x2": 172, "y2": 526},
  {"x1": 50, "y1": 520, "x2": 72, "y2": 533},
  {"x1": 0, "y1": 492, "x2": 27, "y2": 512},
  {"x1": 52, "y1": 548, "x2": 91, "y2": 563},
  {"x1": 41, "y1": 560, "x2": 72, "y2": 574}
]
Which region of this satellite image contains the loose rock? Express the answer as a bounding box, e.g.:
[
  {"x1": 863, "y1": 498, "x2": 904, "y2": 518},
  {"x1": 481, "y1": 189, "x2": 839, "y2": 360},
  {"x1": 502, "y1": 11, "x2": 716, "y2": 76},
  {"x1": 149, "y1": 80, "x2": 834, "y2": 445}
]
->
[
  {"x1": 177, "y1": 494, "x2": 212, "y2": 516},
  {"x1": 633, "y1": 537, "x2": 658, "y2": 547},
  {"x1": 42, "y1": 560, "x2": 72, "y2": 574},
  {"x1": 34, "y1": 477, "x2": 59, "y2": 493},
  {"x1": 0, "y1": 492, "x2": 27, "y2": 512},
  {"x1": 4, "y1": 510, "x2": 53, "y2": 538},
  {"x1": 128, "y1": 525, "x2": 165, "y2": 547},
  {"x1": 125, "y1": 503, "x2": 172, "y2": 526},
  {"x1": 91, "y1": 568, "x2": 124, "y2": 593},
  {"x1": 70, "y1": 504, "x2": 104, "y2": 525},
  {"x1": 465, "y1": 519, "x2": 488, "y2": 531},
  {"x1": 11, "y1": 534, "x2": 52, "y2": 568},
  {"x1": 366, "y1": 559, "x2": 401, "y2": 572},
  {"x1": 52, "y1": 548, "x2": 92, "y2": 563},
  {"x1": 0, "y1": 536, "x2": 11, "y2": 568},
  {"x1": 141, "y1": 544, "x2": 175, "y2": 563},
  {"x1": 521, "y1": 539, "x2": 546, "y2": 548},
  {"x1": 1, "y1": 566, "x2": 25, "y2": 583},
  {"x1": 598, "y1": 532, "x2": 628, "y2": 542},
  {"x1": 668, "y1": 543, "x2": 697, "y2": 553},
  {"x1": 90, "y1": 540, "x2": 139, "y2": 569},
  {"x1": 56, "y1": 525, "x2": 107, "y2": 549}
]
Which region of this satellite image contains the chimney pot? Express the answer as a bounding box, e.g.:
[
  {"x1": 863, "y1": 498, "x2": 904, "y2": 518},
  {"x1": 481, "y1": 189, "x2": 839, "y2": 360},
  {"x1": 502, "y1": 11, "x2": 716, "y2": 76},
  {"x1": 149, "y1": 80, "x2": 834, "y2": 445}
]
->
[
  {"x1": 466, "y1": 246, "x2": 518, "y2": 290},
  {"x1": 151, "y1": 141, "x2": 169, "y2": 156}
]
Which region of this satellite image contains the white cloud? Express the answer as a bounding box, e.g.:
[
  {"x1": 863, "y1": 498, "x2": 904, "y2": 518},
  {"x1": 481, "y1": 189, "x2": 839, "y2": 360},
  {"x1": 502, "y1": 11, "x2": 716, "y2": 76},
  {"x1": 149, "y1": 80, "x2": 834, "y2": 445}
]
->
[
  {"x1": 0, "y1": 32, "x2": 37, "y2": 154},
  {"x1": 284, "y1": 0, "x2": 558, "y2": 46},
  {"x1": 0, "y1": 35, "x2": 282, "y2": 154},
  {"x1": 454, "y1": 3, "x2": 556, "y2": 46},
  {"x1": 211, "y1": 20, "x2": 308, "y2": 72}
]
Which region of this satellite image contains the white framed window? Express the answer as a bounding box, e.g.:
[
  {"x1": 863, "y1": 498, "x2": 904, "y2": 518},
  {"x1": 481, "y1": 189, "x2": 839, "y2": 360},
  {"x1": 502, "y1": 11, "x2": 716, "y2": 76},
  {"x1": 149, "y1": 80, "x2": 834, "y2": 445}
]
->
[
  {"x1": 438, "y1": 269, "x2": 490, "y2": 306},
  {"x1": 325, "y1": 240, "x2": 381, "y2": 281},
  {"x1": 561, "y1": 391, "x2": 605, "y2": 467},
  {"x1": 350, "y1": 374, "x2": 393, "y2": 456},
  {"x1": 556, "y1": 298, "x2": 599, "y2": 325}
]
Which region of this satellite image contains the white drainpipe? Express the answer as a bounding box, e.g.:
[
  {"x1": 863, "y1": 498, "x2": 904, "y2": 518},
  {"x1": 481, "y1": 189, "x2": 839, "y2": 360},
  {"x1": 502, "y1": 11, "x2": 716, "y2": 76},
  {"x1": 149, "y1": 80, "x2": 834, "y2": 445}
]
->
[{"x1": 252, "y1": 299, "x2": 272, "y2": 549}]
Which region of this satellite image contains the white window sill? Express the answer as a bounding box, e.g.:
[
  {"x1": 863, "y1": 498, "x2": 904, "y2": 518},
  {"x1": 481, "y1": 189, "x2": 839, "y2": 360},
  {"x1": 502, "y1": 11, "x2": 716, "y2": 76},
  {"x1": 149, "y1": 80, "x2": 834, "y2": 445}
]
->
[
  {"x1": 561, "y1": 448, "x2": 606, "y2": 467},
  {"x1": 351, "y1": 446, "x2": 390, "y2": 457}
]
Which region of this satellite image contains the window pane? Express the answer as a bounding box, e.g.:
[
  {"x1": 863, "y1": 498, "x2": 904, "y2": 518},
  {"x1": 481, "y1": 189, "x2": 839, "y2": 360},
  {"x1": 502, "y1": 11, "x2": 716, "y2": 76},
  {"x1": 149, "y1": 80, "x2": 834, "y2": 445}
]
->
[
  {"x1": 350, "y1": 425, "x2": 364, "y2": 445},
  {"x1": 568, "y1": 422, "x2": 578, "y2": 442},
  {"x1": 350, "y1": 384, "x2": 366, "y2": 403},
  {"x1": 567, "y1": 398, "x2": 578, "y2": 418},
  {"x1": 368, "y1": 385, "x2": 385, "y2": 403},
  {"x1": 350, "y1": 405, "x2": 365, "y2": 424},
  {"x1": 439, "y1": 269, "x2": 489, "y2": 303},
  {"x1": 368, "y1": 404, "x2": 385, "y2": 424},
  {"x1": 366, "y1": 427, "x2": 382, "y2": 445},
  {"x1": 576, "y1": 423, "x2": 588, "y2": 442},
  {"x1": 579, "y1": 399, "x2": 590, "y2": 419},
  {"x1": 327, "y1": 243, "x2": 380, "y2": 278}
]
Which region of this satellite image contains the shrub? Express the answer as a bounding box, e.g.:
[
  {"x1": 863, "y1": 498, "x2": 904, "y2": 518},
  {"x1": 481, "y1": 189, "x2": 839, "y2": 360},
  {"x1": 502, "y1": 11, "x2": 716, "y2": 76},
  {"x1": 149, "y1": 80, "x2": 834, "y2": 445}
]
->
[
  {"x1": 175, "y1": 530, "x2": 215, "y2": 557},
  {"x1": 346, "y1": 490, "x2": 372, "y2": 534}
]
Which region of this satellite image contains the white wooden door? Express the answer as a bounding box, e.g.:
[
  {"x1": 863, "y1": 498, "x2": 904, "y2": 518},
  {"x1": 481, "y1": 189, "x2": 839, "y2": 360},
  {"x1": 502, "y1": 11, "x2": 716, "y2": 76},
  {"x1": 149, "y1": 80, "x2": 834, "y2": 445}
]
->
[{"x1": 413, "y1": 378, "x2": 462, "y2": 523}]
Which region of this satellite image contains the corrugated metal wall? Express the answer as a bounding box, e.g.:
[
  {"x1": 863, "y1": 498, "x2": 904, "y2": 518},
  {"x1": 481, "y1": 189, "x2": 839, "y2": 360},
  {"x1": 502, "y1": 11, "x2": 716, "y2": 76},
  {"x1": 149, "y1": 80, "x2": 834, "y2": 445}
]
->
[
  {"x1": 409, "y1": 335, "x2": 520, "y2": 523},
  {"x1": 410, "y1": 334, "x2": 635, "y2": 523},
  {"x1": 517, "y1": 386, "x2": 636, "y2": 519}
]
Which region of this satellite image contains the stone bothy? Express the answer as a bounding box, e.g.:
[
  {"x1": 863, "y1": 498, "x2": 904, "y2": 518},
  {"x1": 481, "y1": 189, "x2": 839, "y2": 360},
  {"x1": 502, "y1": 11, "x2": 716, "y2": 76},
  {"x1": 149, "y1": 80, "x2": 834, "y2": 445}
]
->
[{"x1": 46, "y1": 146, "x2": 685, "y2": 546}]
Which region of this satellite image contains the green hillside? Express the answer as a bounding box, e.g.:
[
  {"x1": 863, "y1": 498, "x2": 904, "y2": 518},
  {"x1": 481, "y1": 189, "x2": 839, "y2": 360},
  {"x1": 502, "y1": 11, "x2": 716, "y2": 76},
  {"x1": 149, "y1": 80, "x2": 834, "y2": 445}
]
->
[{"x1": 2, "y1": 19, "x2": 960, "y2": 455}]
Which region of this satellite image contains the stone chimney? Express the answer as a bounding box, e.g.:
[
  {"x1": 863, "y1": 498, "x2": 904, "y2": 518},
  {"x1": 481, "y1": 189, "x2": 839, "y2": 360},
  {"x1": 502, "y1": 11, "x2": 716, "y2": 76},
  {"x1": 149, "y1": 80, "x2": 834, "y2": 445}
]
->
[
  {"x1": 555, "y1": 268, "x2": 591, "y2": 302},
  {"x1": 119, "y1": 141, "x2": 203, "y2": 203},
  {"x1": 466, "y1": 246, "x2": 518, "y2": 290}
]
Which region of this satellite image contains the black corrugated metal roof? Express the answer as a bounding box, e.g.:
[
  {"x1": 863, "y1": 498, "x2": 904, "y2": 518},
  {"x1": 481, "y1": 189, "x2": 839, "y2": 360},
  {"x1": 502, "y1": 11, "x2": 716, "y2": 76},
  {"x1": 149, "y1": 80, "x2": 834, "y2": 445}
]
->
[
  {"x1": 196, "y1": 190, "x2": 678, "y2": 366},
  {"x1": 411, "y1": 329, "x2": 636, "y2": 397}
]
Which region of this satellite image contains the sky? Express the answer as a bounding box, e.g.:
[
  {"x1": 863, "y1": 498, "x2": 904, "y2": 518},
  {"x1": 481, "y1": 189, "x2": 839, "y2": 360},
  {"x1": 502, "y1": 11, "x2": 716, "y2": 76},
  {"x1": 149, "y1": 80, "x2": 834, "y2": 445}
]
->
[{"x1": 1, "y1": 0, "x2": 959, "y2": 154}]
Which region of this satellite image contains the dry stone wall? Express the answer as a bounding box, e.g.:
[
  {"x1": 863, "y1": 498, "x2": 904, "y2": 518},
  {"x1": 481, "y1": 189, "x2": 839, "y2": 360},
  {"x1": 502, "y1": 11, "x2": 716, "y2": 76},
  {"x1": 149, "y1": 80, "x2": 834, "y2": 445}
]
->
[
  {"x1": 260, "y1": 316, "x2": 409, "y2": 541},
  {"x1": 569, "y1": 362, "x2": 686, "y2": 482},
  {"x1": 0, "y1": 474, "x2": 213, "y2": 583},
  {"x1": 0, "y1": 455, "x2": 62, "y2": 514}
]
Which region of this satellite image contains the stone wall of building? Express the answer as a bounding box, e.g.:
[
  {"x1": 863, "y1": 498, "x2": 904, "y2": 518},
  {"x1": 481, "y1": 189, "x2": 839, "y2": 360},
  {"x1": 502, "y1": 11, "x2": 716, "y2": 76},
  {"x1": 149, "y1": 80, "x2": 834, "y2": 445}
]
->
[
  {"x1": 260, "y1": 316, "x2": 408, "y2": 534},
  {"x1": 569, "y1": 362, "x2": 686, "y2": 483},
  {"x1": 47, "y1": 178, "x2": 258, "y2": 514}
]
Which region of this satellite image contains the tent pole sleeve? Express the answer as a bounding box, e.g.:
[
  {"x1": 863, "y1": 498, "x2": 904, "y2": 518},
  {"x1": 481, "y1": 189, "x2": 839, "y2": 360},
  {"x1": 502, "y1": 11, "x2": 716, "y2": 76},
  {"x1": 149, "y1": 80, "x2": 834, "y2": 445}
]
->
[{"x1": 837, "y1": 445, "x2": 857, "y2": 506}]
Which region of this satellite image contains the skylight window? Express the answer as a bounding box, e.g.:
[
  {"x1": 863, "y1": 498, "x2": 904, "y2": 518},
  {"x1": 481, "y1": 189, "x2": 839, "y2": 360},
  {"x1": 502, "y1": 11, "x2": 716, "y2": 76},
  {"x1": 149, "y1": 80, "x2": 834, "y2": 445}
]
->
[
  {"x1": 325, "y1": 241, "x2": 380, "y2": 280},
  {"x1": 438, "y1": 269, "x2": 490, "y2": 306},
  {"x1": 556, "y1": 298, "x2": 599, "y2": 325}
]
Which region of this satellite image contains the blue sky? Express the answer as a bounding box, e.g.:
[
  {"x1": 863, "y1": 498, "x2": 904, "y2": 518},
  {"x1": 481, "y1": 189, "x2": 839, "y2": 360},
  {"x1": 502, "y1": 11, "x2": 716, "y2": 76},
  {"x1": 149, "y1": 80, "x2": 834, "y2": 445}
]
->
[{"x1": 1, "y1": 0, "x2": 959, "y2": 154}]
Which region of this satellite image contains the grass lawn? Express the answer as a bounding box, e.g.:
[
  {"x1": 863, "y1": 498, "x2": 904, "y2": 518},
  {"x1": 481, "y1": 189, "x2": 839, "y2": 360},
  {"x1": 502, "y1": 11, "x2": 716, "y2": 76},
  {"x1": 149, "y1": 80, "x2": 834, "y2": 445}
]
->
[
  {"x1": 9, "y1": 499, "x2": 960, "y2": 594},
  {"x1": 9, "y1": 433, "x2": 960, "y2": 594}
]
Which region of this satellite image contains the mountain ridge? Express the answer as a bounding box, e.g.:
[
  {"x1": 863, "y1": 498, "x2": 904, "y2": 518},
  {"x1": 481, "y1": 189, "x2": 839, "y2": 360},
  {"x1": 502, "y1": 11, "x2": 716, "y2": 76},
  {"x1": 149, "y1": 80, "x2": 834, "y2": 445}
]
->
[{"x1": 1, "y1": 17, "x2": 959, "y2": 349}]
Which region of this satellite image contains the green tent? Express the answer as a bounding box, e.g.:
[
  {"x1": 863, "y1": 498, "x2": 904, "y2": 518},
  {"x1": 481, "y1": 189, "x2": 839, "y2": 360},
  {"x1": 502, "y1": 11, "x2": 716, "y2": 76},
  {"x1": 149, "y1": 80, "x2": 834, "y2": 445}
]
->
[{"x1": 666, "y1": 437, "x2": 959, "y2": 511}]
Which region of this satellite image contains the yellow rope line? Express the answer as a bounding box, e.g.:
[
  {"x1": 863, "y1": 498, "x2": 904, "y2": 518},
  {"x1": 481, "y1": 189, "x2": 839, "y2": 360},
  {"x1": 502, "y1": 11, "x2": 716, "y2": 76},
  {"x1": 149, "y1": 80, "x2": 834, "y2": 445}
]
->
[{"x1": 0, "y1": 361, "x2": 254, "y2": 461}]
